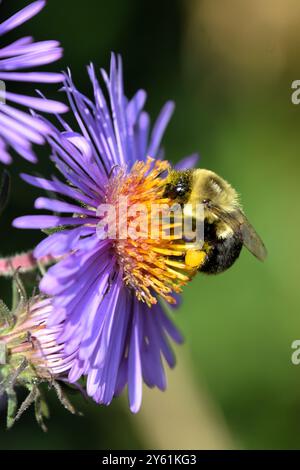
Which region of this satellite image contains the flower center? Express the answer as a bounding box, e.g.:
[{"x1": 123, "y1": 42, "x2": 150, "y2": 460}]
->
[{"x1": 105, "y1": 158, "x2": 196, "y2": 307}]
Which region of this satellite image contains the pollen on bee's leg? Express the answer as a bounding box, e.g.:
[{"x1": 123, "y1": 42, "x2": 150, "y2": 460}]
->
[{"x1": 185, "y1": 250, "x2": 207, "y2": 269}]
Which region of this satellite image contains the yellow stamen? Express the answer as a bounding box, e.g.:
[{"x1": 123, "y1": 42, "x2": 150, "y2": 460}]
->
[{"x1": 106, "y1": 157, "x2": 201, "y2": 306}]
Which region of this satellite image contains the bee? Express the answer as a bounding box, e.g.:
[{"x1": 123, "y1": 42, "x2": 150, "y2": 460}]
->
[{"x1": 163, "y1": 168, "x2": 267, "y2": 274}]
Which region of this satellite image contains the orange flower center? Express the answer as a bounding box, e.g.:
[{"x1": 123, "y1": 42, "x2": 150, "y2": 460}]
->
[{"x1": 105, "y1": 158, "x2": 196, "y2": 307}]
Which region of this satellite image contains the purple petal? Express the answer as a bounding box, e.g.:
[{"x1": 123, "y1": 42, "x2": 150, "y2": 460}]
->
[
  {"x1": 13, "y1": 215, "x2": 95, "y2": 229},
  {"x1": 34, "y1": 197, "x2": 95, "y2": 216},
  {"x1": 136, "y1": 111, "x2": 150, "y2": 162},
  {"x1": 0, "y1": 47, "x2": 63, "y2": 70},
  {"x1": 20, "y1": 174, "x2": 96, "y2": 207},
  {"x1": 0, "y1": 1, "x2": 45, "y2": 36},
  {"x1": 128, "y1": 301, "x2": 143, "y2": 413},
  {"x1": 0, "y1": 111, "x2": 44, "y2": 144},
  {"x1": 0, "y1": 40, "x2": 60, "y2": 58},
  {"x1": 157, "y1": 307, "x2": 184, "y2": 344},
  {"x1": 147, "y1": 101, "x2": 175, "y2": 157},
  {"x1": 126, "y1": 90, "x2": 147, "y2": 127},
  {"x1": 34, "y1": 229, "x2": 82, "y2": 258},
  {"x1": 1, "y1": 104, "x2": 52, "y2": 134},
  {"x1": 0, "y1": 72, "x2": 64, "y2": 83},
  {"x1": 0, "y1": 138, "x2": 12, "y2": 164},
  {"x1": 3, "y1": 91, "x2": 68, "y2": 114},
  {"x1": 175, "y1": 153, "x2": 200, "y2": 170},
  {"x1": 8, "y1": 142, "x2": 36, "y2": 163}
]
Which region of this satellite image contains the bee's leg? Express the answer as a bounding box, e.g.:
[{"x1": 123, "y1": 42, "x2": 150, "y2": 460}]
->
[
  {"x1": 34, "y1": 386, "x2": 49, "y2": 432},
  {"x1": 6, "y1": 387, "x2": 17, "y2": 429},
  {"x1": 52, "y1": 380, "x2": 77, "y2": 415},
  {"x1": 184, "y1": 249, "x2": 207, "y2": 270}
]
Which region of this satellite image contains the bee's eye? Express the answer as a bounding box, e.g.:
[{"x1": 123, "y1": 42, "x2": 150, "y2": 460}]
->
[
  {"x1": 202, "y1": 198, "x2": 210, "y2": 205},
  {"x1": 163, "y1": 174, "x2": 191, "y2": 201},
  {"x1": 175, "y1": 185, "x2": 186, "y2": 196}
]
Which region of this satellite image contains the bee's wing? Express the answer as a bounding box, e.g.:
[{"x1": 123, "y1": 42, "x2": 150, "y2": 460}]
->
[
  {"x1": 215, "y1": 207, "x2": 267, "y2": 261},
  {"x1": 238, "y1": 212, "x2": 267, "y2": 261}
]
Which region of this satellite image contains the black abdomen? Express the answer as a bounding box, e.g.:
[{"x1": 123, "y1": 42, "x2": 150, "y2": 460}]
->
[{"x1": 200, "y1": 222, "x2": 243, "y2": 274}]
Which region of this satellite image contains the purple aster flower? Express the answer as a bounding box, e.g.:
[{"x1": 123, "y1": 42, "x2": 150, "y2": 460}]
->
[
  {"x1": 0, "y1": 1, "x2": 68, "y2": 164},
  {"x1": 14, "y1": 54, "x2": 198, "y2": 413}
]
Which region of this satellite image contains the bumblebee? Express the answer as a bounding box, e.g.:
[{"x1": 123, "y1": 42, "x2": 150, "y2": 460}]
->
[{"x1": 163, "y1": 169, "x2": 267, "y2": 274}]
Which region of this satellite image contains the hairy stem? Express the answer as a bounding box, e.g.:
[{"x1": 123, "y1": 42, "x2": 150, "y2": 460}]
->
[{"x1": 0, "y1": 252, "x2": 57, "y2": 277}]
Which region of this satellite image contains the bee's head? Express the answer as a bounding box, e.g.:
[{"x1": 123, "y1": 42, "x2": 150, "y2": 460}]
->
[
  {"x1": 191, "y1": 169, "x2": 240, "y2": 220},
  {"x1": 163, "y1": 169, "x2": 240, "y2": 214},
  {"x1": 163, "y1": 169, "x2": 193, "y2": 204}
]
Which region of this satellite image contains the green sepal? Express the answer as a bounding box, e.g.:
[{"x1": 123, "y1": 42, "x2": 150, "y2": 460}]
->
[{"x1": 42, "y1": 225, "x2": 69, "y2": 236}]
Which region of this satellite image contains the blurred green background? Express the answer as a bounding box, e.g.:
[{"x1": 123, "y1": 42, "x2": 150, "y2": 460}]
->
[{"x1": 1, "y1": 0, "x2": 300, "y2": 450}]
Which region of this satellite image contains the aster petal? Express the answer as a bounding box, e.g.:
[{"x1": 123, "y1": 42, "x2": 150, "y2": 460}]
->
[
  {"x1": 0, "y1": 40, "x2": 60, "y2": 58},
  {"x1": 64, "y1": 267, "x2": 112, "y2": 351},
  {"x1": 0, "y1": 72, "x2": 64, "y2": 83},
  {"x1": 13, "y1": 215, "x2": 95, "y2": 229},
  {"x1": 0, "y1": 47, "x2": 63, "y2": 71},
  {"x1": 0, "y1": 111, "x2": 44, "y2": 144},
  {"x1": 114, "y1": 358, "x2": 128, "y2": 397},
  {"x1": 34, "y1": 197, "x2": 96, "y2": 216},
  {"x1": 64, "y1": 133, "x2": 93, "y2": 161},
  {"x1": 128, "y1": 300, "x2": 143, "y2": 413},
  {"x1": 41, "y1": 242, "x2": 109, "y2": 298},
  {"x1": 33, "y1": 227, "x2": 88, "y2": 258},
  {"x1": 142, "y1": 305, "x2": 167, "y2": 390},
  {"x1": 0, "y1": 120, "x2": 34, "y2": 149},
  {"x1": 95, "y1": 288, "x2": 129, "y2": 405},
  {"x1": 147, "y1": 101, "x2": 175, "y2": 157},
  {"x1": 9, "y1": 142, "x2": 37, "y2": 163},
  {"x1": 175, "y1": 153, "x2": 200, "y2": 170},
  {"x1": 63, "y1": 71, "x2": 113, "y2": 176},
  {"x1": 88, "y1": 63, "x2": 120, "y2": 170},
  {"x1": 3, "y1": 91, "x2": 68, "y2": 114},
  {"x1": 20, "y1": 174, "x2": 96, "y2": 207},
  {"x1": 157, "y1": 306, "x2": 184, "y2": 344},
  {"x1": 101, "y1": 54, "x2": 128, "y2": 167},
  {"x1": 152, "y1": 304, "x2": 176, "y2": 368},
  {"x1": 0, "y1": 36, "x2": 33, "y2": 52},
  {"x1": 0, "y1": 138, "x2": 11, "y2": 164},
  {"x1": 126, "y1": 90, "x2": 147, "y2": 127},
  {"x1": 0, "y1": 1, "x2": 45, "y2": 36},
  {"x1": 49, "y1": 134, "x2": 106, "y2": 197},
  {"x1": 0, "y1": 104, "x2": 52, "y2": 134},
  {"x1": 136, "y1": 111, "x2": 150, "y2": 162}
]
